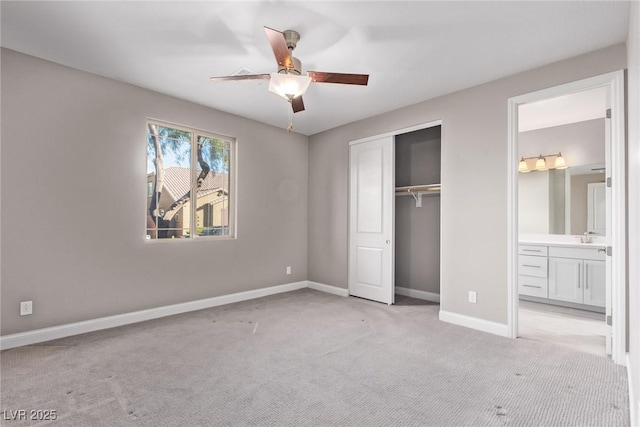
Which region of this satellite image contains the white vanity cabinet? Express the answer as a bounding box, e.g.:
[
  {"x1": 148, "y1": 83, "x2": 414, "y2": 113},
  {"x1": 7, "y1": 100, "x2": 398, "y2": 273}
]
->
[
  {"x1": 548, "y1": 246, "x2": 606, "y2": 307},
  {"x1": 519, "y1": 243, "x2": 606, "y2": 309}
]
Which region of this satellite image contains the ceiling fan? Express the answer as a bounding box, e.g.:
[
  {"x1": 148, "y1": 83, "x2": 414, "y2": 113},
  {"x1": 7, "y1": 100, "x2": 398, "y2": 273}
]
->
[{"x1": 210, "y1": 27, "x2": 369, "y2": 115}]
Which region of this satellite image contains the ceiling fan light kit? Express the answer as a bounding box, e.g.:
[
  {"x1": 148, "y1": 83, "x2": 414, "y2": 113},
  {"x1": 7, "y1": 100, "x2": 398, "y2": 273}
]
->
[
  {"x1": 268, "y1": 73, "x2": 312, "y2": 100},
  {"x1": 210, "y1": 26, "x2": 369, "y2": 130}
]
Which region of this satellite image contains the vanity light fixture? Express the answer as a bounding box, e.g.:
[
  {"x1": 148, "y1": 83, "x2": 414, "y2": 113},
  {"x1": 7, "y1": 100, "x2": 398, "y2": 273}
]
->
[
  {"x1": 554, "y1": 152, "x2": 567, "y2": 169},
  {"x1": 518, "y1": 152, "x2": 568, "y2": 173}
]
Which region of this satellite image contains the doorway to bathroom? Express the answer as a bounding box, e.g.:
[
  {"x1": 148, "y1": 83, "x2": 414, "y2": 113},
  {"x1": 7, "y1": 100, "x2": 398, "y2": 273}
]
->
[{"x1": 507, "y1": 71, "x2": 626, "y2": 364}]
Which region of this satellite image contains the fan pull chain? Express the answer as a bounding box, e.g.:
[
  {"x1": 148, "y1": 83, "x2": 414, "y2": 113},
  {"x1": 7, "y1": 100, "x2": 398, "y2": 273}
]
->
[{"x1": 287, "y1": 100, "x2": 294, "y2": 132}]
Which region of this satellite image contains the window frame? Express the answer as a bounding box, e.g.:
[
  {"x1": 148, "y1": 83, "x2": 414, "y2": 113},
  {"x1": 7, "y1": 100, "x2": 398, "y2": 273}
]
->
[{"x1": 146, "y1": 119, "x2": 236, "y2": 241}]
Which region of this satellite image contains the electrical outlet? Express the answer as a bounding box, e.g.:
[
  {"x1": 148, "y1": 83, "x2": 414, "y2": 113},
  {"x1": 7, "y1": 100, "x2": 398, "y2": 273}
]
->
[
  {"x1": 468, "y1": 291, "x2": 477, "y2": 304},
  {"x1": 286, "y1": 266, "x2": 291, "y2": 275},
  {"x1": 20, "y1": 301, "x2": 33, "y2": 316}
]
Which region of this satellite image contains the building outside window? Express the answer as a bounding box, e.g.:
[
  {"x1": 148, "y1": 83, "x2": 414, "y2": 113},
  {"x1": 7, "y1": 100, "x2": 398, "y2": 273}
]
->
[{"x1": 146, "y1": 120, "x2": 234, "y2": 240}]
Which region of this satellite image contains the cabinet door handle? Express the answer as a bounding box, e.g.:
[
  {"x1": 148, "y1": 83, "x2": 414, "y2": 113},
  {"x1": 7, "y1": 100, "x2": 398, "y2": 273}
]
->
[
  {"x1": 522, "y1": 264, "x2": 541, "y2": 268},
  {"x1": 522, "y1": 284, "x2": 541, "y2": 289},
  {"x1": 585, "y1": 265, "x2": 589, "y2": 290},
  {"x1": 522, "y1": 249, "x2": 542, "y2": 253},
  {"x1": 578, "y1": 267, "x2": 581, "y2": 289}
]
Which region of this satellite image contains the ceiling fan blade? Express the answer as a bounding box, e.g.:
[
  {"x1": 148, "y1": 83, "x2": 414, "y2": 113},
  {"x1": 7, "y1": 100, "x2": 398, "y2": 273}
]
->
[
  {"x1": 291, "y1": 96, "x2": 305, "y2": 113},
  {"x1": 210, "y1": 74, "x2": 270, "y2": 82},
  {"x1": 264, "y1": 26, "x2": 294, "y2": 70},
  {"x1": 307, "y1": 71, "x2": 369, "y2": 86}
]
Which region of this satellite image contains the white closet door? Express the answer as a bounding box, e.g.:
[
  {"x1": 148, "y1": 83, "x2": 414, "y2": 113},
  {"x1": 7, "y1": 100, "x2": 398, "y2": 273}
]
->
[{"x1": 349, "y1": 136, "x2": 394, "y2": 304}]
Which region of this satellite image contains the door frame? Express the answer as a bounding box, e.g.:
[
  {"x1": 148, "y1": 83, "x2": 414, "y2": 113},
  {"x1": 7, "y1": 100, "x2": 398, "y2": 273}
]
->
[
  {"x1": 507, "y1": 71, "x2": 626, "y2": 365},
  {"x1": 348, "y1": 119, "x2": 443, "y2": 302}
]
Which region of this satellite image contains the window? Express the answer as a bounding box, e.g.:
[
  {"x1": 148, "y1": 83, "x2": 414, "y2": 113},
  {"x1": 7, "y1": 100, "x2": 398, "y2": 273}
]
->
[{"x1": 146, "y1": 120, "x2": 234, "y2": 240}]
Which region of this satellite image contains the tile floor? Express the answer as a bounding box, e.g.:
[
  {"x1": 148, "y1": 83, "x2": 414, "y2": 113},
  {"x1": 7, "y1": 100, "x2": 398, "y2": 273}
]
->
[{"x1": 518, "y1": 299, "x2": 607, "y2": 358}]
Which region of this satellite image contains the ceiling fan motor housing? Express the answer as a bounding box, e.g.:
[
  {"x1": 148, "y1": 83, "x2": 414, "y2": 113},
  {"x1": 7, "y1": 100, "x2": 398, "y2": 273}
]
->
[
  {"x1": 283, "y1": 30, "x2": 300, "y2": 51},
  {"x1": 278, "y1": 56, "x2": 302, "y2": 75},
  {"x1": 276, "y1": 30, "x2": 302, "y2": 75}
]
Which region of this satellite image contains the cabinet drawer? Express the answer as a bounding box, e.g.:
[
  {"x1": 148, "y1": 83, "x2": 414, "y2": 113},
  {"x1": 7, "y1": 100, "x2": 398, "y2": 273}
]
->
[
  {"x1": 548, "y1": 246, "x2": 606, "y2": 261},
  {"x1": 518, "y1": 275, "x2": 548, "y2": 298},
  {"x1": 518, "y1": 255, "x2": 548, "y2": 278},
  {"x1": 518, "y1": 245, "x2": 548, "y2": 256}
]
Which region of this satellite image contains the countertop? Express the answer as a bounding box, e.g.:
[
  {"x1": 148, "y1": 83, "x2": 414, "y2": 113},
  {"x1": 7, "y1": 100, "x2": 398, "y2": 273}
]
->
[{"x1": 519, "y1": 234, "x2": 606, "y2": 249}]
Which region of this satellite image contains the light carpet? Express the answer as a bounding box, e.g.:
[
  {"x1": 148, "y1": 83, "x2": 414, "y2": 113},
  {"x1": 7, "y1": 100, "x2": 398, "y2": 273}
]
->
[{"x1": 0, "y1": 289, "x2": 629, "y2": 426}]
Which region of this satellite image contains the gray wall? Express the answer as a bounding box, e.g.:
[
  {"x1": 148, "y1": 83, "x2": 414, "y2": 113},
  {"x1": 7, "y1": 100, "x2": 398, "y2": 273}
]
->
[
  {"x1": 518, "y1": 118, "x2": 606, "y2": 167},
  {"x1": 1, "y1": 49, "x2": 309, "y2": 335},
  {"x1": 308, "y1": 44, "x2": 626, "y2": 325},
  {"x1": 1, "y1": 43, "x2": 629, "y2": 337},
  {"x1": 395, "y1": 127, "x2": 441, "y2": 294},
  {"x1": 551, "y1": 170, "x2": 566, "y2": 235}
]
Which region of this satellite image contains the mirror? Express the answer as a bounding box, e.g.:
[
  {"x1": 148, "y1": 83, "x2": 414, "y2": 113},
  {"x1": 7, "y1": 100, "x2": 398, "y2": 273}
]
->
[
  {"x1": 518, "y1": 163, "x2": 606, "y2": 235},
  {"x1": 517, "y1": 103, "x2": 607, "y2": 238}
]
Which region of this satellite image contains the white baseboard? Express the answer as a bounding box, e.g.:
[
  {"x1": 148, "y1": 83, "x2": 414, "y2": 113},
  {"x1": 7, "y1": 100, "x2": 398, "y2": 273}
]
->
[
  {"x1": 0, "y1": 281, "x2": 307, "y2": 350},
  {"x1": 628, "y1": 353, "x2": 639, "y2": 427},
  {"x1": 395, "y1": 286, "x2": 440, "y2": 303},
  {"x1": 439, "y1": 310, "x2": 509, "y2": 337},
  {"x1": 307, "y1": 281, "x2": 349, "y2": 297},
  {"x1": 0, "y1": 282, "x2": 507, "y2": 351}
]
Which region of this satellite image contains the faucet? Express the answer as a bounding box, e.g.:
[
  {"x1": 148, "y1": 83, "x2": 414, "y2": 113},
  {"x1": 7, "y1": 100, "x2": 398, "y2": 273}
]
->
[{"x1": 581, "y1": 232, "x2": 592, "y2": 244}]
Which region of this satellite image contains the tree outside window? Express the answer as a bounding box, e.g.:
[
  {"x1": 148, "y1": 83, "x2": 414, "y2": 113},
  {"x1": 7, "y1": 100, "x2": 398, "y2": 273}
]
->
[{"x1": 146, "y1": 121, "x2": 234, "y2": 240}]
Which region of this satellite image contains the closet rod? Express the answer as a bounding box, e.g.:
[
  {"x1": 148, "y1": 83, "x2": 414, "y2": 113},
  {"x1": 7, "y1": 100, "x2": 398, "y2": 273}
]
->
[
  {"x1": 395, "y1": 184, "x2": 441, "y2": 194},
  {"x1": 395, "y1": 184, "x2": 440, "y2": 207}
]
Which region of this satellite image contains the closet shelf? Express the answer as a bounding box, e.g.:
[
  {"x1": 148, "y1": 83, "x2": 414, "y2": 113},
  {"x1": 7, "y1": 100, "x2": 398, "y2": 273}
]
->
[{"x1": 395, "y1": 184, "x2": 440, "y2": 207}]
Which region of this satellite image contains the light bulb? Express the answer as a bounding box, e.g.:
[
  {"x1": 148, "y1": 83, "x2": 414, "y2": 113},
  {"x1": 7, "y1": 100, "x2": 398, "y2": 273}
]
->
[
  {"x1": 518, "y1": 158, "x2": 530, "y2": 173},
  {"x1": 535, "y1": 155, "x2": 547, "y2": 171},
  {"x1": 268, "y1": 73, "x2": 312, "y2": 100}
]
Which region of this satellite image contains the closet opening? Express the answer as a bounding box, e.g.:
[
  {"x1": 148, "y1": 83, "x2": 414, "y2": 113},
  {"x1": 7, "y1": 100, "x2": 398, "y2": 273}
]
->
[
  {"x1": 348, "y1": 120, "x2": 442, "y2": 306},
  {"x1": 394, "y1": 126, "x2": 441, "y2": 304}
]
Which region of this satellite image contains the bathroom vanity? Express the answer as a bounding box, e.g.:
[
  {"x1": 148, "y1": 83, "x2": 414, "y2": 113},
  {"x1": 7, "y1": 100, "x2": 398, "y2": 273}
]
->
[{"x1": 518, "y1": 236, "x2": 606, "y2": 312}]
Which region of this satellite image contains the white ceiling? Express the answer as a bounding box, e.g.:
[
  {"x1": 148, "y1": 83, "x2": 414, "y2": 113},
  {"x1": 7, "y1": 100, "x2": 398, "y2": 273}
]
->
[{"x1": 0, "y1": 1, "x2": 630, "y2": 136}]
